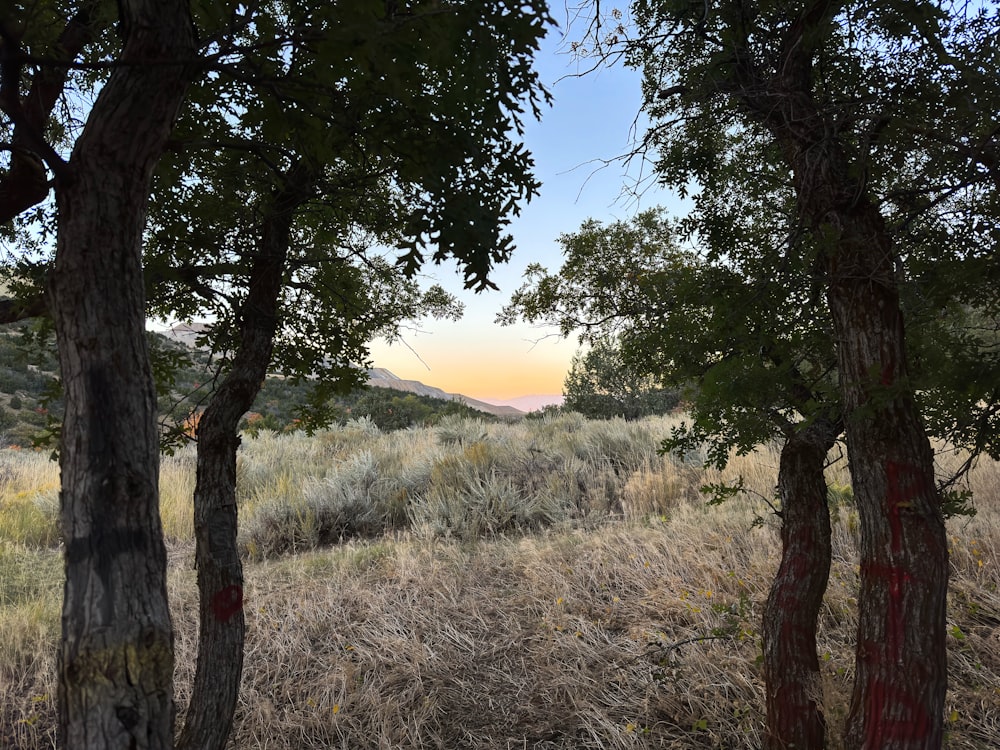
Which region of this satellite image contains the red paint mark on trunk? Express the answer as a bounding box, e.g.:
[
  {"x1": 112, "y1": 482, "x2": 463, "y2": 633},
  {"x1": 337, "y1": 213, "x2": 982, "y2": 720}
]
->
[
  {"x1": 885, "y1": 460, "x2": 911, "y2": 554},
  {"x1": 865, "y1": 676, "x2": 931, "y2": 747},
  {"x1": 880, "y1": 346, "x2": 897, "y2": 386},
  {"x1": 881, "y1": 461, "x2": 921, "y2": 661},
  {"x1": 211, "y1": 584, "x2": 244, "y2": 622},
  {"x1": 860, "y1": 561, "x2": 912, "y2": 661},
  {"x1": 884, "y1": 458, "x2": 934, "y2": 551},
  {"x1": 860, "y1": 459, "x2": 938, "y2": 746},
  {"x1": 860, "y1": 562, "x2": 912, "y2": 582},
  {"x1": 880, "y1": 364, "x2": 894, "y2": 386},
  {"x1": 885, "y1": 460, "x2": 933, "y2": 510}
]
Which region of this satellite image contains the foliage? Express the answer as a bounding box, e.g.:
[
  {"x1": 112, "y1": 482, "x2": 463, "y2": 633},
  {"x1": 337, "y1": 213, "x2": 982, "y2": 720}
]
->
[
  {"x1": 502, "y1": 208, "x2": 840, "y2": 471},
  {"x1": 614, "y1": 0, "x2": 1000, "y2": 457},
  {"x1": 3, "y1": 0, "x2": 554, "y2": 433},
  {"x1": 3, "y1": 4, "x2": 552, "y2": 748},
  {"x1": 341, "y1": 389, "x2": 491, "y2": 432},
  {"x1": 240, "y1": 413, "x2": 673, "y2": 555},
  {"x1": 245, "y1": 382, "x2": 495, "y2": 434},
  {"x1": 580, "y1": 3, "x2": 998, "y2": 746},
  {"x1": 563, "y1": 337, "x2": 680, "y2": 421},
  {"x1": 0, "y1": 326, "x2": 503, "y2": 445},
  {"x1": 133, "y1": 1, "x2": 553, "y2": 440},
  {"x1": 509, "y1": 1, "x2": 1000, "y2": 480}
]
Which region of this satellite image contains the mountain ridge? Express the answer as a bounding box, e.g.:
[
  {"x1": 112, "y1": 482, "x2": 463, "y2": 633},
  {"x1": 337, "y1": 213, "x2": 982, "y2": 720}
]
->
[
  {"x1": 479, "y1": 394, "x2": 565, "y2": 412},
  {"x1": 365, "y1": 368, "x2": 529, "y2": 418}
]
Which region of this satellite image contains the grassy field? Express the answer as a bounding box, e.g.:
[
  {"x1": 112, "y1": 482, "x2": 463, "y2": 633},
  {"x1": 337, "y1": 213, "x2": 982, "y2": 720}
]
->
[{"x1": 1, "y1": 414, "x2": 998, "y2": 748}]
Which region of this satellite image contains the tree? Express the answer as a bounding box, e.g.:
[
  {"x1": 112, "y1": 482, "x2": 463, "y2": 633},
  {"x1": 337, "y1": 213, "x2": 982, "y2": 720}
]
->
[
  {"x1": 1, "y1": 1, "x2": 196, "y2": 747},
  {"x1": 503, "y1": 206, "x2": 844, "y2": 749},
  {"x1": 563, "y1": 336, "x2": 680, "y2": 419},
  {"x1": 621, "y1": 4, "x2": 1000, "y2": 746},
  {"x1": 505, "y1": 201, "x2": 998, "y2": 749},
  {"x1": 140, "y1": 4, "x2": 550, "y2": 749},
  {"x1": 150, "y1": 160, "x2": 463, "y2": 750},
  {"x1": 558, "y1": 3, "x2": 999, "y2": 747},
  {"x1": 2, "y1": 2, "x2": 552, "y2": 748}
]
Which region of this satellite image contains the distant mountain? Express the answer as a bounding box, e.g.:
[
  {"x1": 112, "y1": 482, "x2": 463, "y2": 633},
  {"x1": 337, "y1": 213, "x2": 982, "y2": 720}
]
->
[
  {"x1": 162, "y1": 322, "x2": 211, "y2": 349},
  {"x1": 479, "y1": 394, "x2": 564, "y2": 413},
  {"x1": 366, "y1": 368, "x2": 525, "y2": 418}
]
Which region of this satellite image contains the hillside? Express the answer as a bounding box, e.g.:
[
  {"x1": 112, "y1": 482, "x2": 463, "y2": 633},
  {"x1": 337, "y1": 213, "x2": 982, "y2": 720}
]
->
[
  {"x1": 163, "y1": 324, "x2": 528, "y2": 417},
  {"x1": 162, "y1": 325, "x2": 531, "y2": 418},
  {"x1": 0, "y1": 323, "x2": 61, "y2": 446},
  {"x1": 0, "y1": 323, "x2": 525, "y2": 445}
]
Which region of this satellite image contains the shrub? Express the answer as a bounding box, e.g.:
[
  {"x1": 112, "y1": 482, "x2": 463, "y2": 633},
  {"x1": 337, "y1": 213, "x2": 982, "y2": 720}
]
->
[{"x1": 408, "y1": 471, "x2": 564, "y2": 539}]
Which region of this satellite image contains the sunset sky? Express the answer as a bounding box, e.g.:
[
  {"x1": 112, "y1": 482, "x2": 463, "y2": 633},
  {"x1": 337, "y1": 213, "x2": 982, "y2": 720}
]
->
[{"x1": 370, "y1": 5, "x2": 682, "y2": 403}]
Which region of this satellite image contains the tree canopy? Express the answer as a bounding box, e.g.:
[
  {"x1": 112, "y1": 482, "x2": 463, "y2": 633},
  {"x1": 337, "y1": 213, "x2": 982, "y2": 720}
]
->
[
  {"x1": 562, "y1": 335, "x2": 681, "y2": 420},
  {"x1": 503, "y1": 206, "x2": 839, "y2": 466}
]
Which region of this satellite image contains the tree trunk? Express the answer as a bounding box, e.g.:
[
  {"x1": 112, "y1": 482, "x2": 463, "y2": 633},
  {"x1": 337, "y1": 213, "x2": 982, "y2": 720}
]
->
[
  {"x1": 780, "y1": 120, "x2": 947, "y2": 750},
  {"x1": 785, "y1": 134, "x2": 947, "y2": 750},
  {"x1": 763, "y1": 418, "x2": 839, "y2": 750},
  {"x1": 822, "y1": 208, "x2": 947, "y2": 750},
  {"x1": 177, "y1": 162, "x2": 316, "y2": 750},
  {"x1": 49, "y1": 2, "x2": 194, "y2": 748}
]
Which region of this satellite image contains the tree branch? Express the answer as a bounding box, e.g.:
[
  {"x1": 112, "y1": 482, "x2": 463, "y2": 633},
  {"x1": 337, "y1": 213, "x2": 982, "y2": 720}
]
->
[{"x1": 0, "y1": 0, "x2": 104, "y2": 222}]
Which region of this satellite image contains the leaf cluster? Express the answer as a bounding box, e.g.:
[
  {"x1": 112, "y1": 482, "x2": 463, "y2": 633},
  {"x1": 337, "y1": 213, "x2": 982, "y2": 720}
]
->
[
  {"x1": 4, "y1": 1, "x2": 553, "y2": 431},
  {"x1": 503, "y1": 205, "x2": 839, "y2": 468}
]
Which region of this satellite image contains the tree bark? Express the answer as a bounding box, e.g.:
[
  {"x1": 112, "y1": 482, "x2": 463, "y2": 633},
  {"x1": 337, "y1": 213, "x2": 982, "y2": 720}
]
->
[
  {"x1": 763, "y1": 418, "x2": 839, "y2": 750},
  {"x1": 177, "y1": 161, "x2": 316, "y2": 750},
  {"x1": 48, "y1": 2, "x2": 194, "y2": 748}
]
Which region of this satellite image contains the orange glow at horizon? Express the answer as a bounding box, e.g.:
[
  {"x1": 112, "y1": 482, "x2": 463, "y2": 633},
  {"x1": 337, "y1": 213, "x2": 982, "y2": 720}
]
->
[{"x1": 369, "y1": 332, "x2": 575, "y2": 402}]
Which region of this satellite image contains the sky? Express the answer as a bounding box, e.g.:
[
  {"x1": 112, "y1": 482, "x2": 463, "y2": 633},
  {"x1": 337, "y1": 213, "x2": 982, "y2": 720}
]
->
[{"x1": 368, "y1": 7, "x2": 684, "y2": 404}]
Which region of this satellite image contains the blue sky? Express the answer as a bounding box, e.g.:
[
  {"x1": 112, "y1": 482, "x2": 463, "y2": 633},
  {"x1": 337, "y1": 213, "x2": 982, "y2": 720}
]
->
[{"x1": 370, "y1": 7, "x2": 683, "y2": 402}]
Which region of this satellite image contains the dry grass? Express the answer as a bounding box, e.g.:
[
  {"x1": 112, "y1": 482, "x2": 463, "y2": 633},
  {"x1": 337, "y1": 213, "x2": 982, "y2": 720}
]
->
[
  {"x1": 0, "y1": 449, "x2": 59, "y2": 548},
  {"x1": 1, "y1": 417, "x2": 999, "y2": 748}
]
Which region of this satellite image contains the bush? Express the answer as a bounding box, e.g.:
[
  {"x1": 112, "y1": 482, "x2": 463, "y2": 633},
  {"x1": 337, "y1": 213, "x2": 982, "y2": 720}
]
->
[{"x1": 409, "y1": 472, "x2": 564, "y2": 539}]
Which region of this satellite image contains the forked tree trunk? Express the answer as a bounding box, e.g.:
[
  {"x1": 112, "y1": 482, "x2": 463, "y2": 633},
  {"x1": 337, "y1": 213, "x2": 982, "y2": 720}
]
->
[
  {"x1": 785, "y1": 135, "x2": 947, "y2": 750},
  {"x1": 725, "y1": 9, "x2": 950, "y2": 746},
  {"x1": 177, "y1": 162, "x2": 316, "y2": 750},
  {"x1": 782, "y1": 125, "x2": 947, "y2": 750},
  {"x1": 763, "y1": 417, "x2": 839, "y2": 750},
  {"x1": 49, "y1": 2, "x2": 195, "y2": 748}
]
